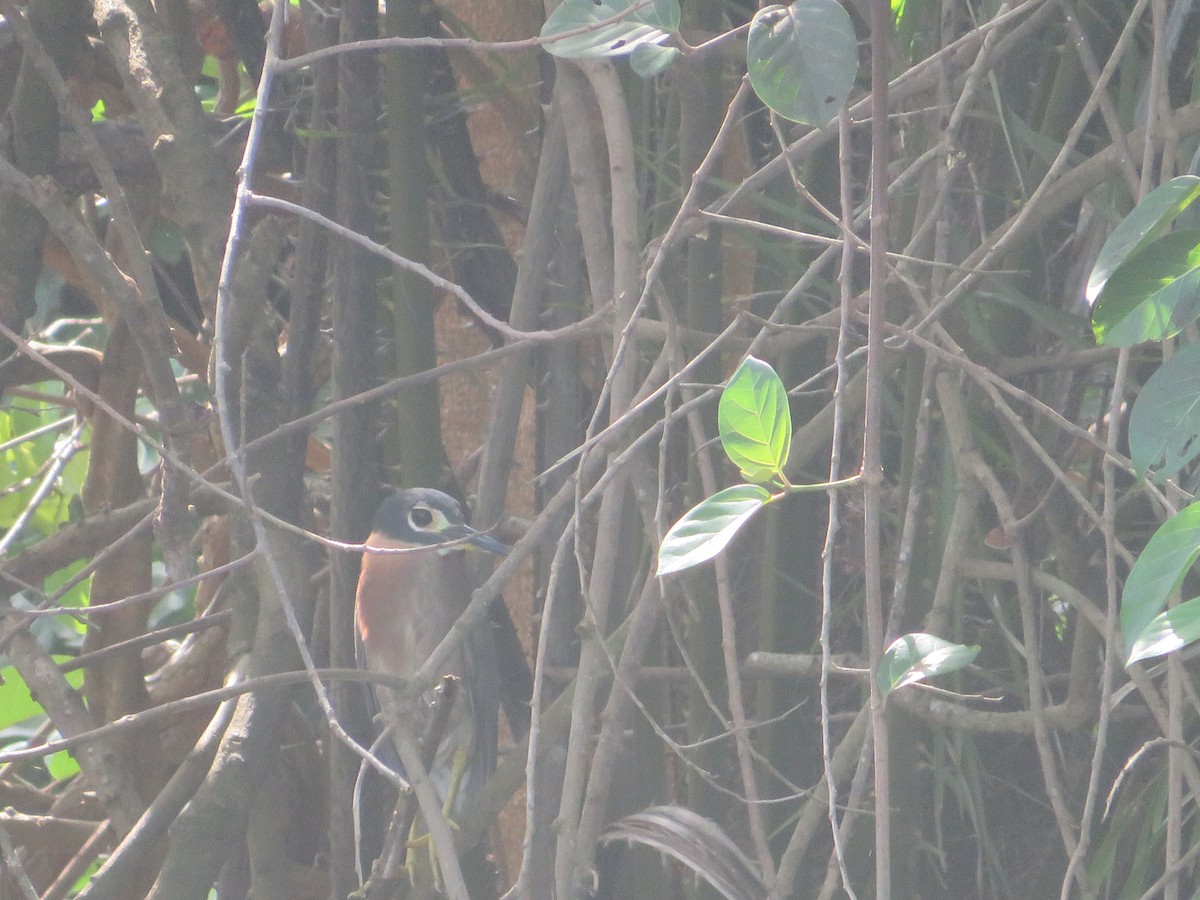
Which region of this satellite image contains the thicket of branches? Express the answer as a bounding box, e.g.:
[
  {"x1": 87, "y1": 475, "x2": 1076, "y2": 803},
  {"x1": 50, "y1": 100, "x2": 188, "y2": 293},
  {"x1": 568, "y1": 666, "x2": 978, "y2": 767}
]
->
[{"x1": 0, "y1": 0, "x2": 1198, "y2": 897}]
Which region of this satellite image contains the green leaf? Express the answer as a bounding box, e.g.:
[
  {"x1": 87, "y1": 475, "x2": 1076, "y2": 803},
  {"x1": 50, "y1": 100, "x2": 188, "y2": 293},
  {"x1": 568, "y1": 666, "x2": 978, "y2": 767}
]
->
[
  {"x1": 657, "y1": 484, "x2": 771, "y2": 576},
  {"x1": 0, "y1": 662, "x2": 84, "y2": 731},
  {"x1": 45, "y1": 559, "x2": 90, "y2": 612},
  {"x1": 718, "y1": 356, "x2": 791, "y2": 483},
  {"x1": 1126, "y1": 596, "x2": 1200, "y2": 665},
  {"x1": 630, "y1": 43, "x2": 679, "y2": 77},
  {"x1": 1127, "y1": 340, "x2": 1200, "y2": 478},
  {"x1": 147, "y1": 218, "x2": 187, "y2": 265},
  {"x1": 1087, "y1": 176, "x2": 1200, "y2": 304},
  {"x1": 46, "y1": 748, "x2": 80, "y2": 780},
  {"x1": 746, "y1": 0, "x2": 858, "y2": 126},
  {"x1": 0, "y1": 412, "x2": 39, "y2": 530},
  {"x1": 1090, "y1": 230, "x2": 1200, "y2": 347},
  {"x1": 877, "y1": 633, "x2": 980, "y2": 698},
  {"x1": 541, "y1": 0, "x2": 681, "y2": 60},
  {"x1": 1120, "y1": 500, "x2": 1200, "y2": 657},
  {"x1": 0, "y1": 666, "x2": 48, "y2": 729},
  {"x1": 70, "y1": 859, "x2": 103, "y2": 895}
]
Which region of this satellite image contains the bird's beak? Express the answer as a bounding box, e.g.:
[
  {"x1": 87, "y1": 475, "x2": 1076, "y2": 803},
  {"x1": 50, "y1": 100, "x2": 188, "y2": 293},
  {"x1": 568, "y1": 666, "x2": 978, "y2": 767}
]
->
[{"x1": 444, "y1": 524, "x2": 509, "y2": 557}]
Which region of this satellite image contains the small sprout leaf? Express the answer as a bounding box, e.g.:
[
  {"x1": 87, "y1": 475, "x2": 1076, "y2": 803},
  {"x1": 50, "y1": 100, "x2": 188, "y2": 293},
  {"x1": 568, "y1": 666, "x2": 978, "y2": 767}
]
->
[{"x1": 718, "y1": 356, "x2": 791, "y2": 483}]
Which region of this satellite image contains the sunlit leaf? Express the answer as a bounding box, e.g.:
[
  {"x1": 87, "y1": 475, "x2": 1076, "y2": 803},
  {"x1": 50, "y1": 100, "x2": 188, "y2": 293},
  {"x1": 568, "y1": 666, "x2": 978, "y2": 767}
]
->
[
  {"x1": 746, "y1": 0, "x2": 858, "y2": 125},
  {"x1": 1126, "y1": 596, "x2": 1200, "y2": 665},
  {"x1": 46, "y1": 559, "x2": 90, "y2": 611},
  {"x1": 1090, "y1": 230, "x2": 1200, "y2": 347},
  {"x1": 657, "y1": 485, "x2": 771, "y2": 576},
  {"x1": 0, "y1": 667, "x2": 48, "y2": 729},
  {"x1": 1087, "y1": 175, "x2": 1200, "y2": 304},
  {"x1": 70, "y1": 859, "x2": 103, "y2": 894},
  {"x1": 0, "y1": 411, "x2": 39, "y2": 530},
  {"x1": 46, "y1": 748, "x2": 80, "y2": 780},
  {"x1": 541, "y1": 0, "x2": 681, "y2": 59},
  {"x1": 1127, "y1": 340, "x2": 1200, "y2": 478},
  {"x1": 877, "y1": 632, "x2": 979, "y2": 698},
  {"x1": 1120, "y1": 500, "x2": 1200, "y2": 657},
  {"x1": 718, "y1": 356, "x2": 791, "y2": 483},
  {"x1": 0, "y1": 401, "x2": 86, "y2": 535},
  {"x1": 0, "y1": 662, "x2": 85, "y2": 731}
]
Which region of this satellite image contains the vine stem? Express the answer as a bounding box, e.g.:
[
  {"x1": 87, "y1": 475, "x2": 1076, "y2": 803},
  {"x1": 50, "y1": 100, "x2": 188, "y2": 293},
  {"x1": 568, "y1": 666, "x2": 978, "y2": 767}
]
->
[
  {"x1": 865, "y1": 1, "x2": 892, "y2": 897},
  {"x1": 817, "y1": 104, "x2": 858, "y2": 900}
]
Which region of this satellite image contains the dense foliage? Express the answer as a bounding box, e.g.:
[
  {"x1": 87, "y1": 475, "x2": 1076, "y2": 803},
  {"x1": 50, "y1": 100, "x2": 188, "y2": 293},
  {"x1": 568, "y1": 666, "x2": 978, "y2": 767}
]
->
[{"x1": 2, "y1": 0, "x2": 1200, "y2": 897}]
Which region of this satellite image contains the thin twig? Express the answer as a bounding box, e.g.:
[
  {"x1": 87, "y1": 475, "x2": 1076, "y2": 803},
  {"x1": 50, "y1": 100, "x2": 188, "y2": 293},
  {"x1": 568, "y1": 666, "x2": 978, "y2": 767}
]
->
[
  {"x1": 1061, "y1": 347, "x2": 1129, "y2": 897},
  {"x1": 0, "y1": 421, "x2": 84, "y2": 557},
  {"x1": 0, "y1": 815, "x2": 39, "y2": 900}
]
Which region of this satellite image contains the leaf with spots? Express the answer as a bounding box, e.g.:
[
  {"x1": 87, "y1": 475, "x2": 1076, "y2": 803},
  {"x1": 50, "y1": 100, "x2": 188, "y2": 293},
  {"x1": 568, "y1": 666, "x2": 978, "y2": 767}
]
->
[
  {"x1": 746, "y1": 0, "x2": 858, "y2": 125},
  {"x1": 541, "y1": 0, "x2": 681, "y2": 60}
]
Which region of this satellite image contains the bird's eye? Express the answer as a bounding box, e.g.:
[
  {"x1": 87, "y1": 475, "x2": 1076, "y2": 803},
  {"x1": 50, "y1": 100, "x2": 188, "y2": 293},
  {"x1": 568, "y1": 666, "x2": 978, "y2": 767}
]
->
[{"x1": 409, "y1": 506, "x2": 434, "y2": 529}]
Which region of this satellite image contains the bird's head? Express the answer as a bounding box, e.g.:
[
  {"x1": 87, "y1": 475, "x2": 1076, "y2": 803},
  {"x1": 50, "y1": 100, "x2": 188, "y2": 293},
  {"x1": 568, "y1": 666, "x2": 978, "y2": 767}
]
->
[{"x1": 369, "y1": 488, "x2": 508, "y2": 557}]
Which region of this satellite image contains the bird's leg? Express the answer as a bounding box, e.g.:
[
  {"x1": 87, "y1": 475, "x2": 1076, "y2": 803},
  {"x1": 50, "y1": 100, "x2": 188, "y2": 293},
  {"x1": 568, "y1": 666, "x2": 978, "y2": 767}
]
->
[
  {"x1": 404, "y1": 822, "x2": 437, "y2": 893},
  {"x1": 408, "y1": 744, "x2": 474, "y2": 894},
  {"x1": 404, "y1": 745, "x2": 473, "y2": 893},
  {"x1": 403, "y1": 677, "x2": 464, "y2": 895},
  {"x1": 441, "y1": 745, "x2": 471, "y2": 820}
]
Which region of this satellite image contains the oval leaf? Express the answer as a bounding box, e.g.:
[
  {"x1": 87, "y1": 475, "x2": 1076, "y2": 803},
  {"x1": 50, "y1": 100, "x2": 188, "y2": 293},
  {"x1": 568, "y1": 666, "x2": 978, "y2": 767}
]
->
[
  {"x1": 1128, "y1": 340, "x2": 1200, "y2": 479},
  {"x1": 657, "y1": 484, "x2": 771, "y2": 576},
  {"x1": 1120, "y1": 500, "x2": 1200, "y2": 657},
  {"x1": 541, "y1": 0, "x2": 681, "y2": 59},
  {"x1": 1091, "y1": 230, "x2": 1200, "y2": 347},
  {"x1": 630, "y1": 43, "x2": 679, "y2": 77},
  {"x1": 1087, "y1": 176, "x2": 1200, "y2": 303},
  {"x1": 718, "y1": 356, "x2": 791, "y2": 483},
  {"x1": 1126, "y1": 596, "x2": 1200, "y2": 666},
  {"x1": 877, "y1": 633, "x2": 980, "y2": 698},
  {"x1": 746, "y1": 0, "x2": 858, "y2": 126}
]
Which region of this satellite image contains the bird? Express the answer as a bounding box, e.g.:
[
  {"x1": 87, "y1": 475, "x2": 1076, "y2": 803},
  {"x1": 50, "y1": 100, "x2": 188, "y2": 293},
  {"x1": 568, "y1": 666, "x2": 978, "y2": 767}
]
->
[{"x1": 354, "y1": 487, "x2": 506, "y2": 816}]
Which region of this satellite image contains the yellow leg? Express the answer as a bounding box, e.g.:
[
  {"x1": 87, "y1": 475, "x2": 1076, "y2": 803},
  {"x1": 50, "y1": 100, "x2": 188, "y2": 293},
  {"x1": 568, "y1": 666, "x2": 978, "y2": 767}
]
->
[
  {"x1": 403, "y1": 824, "x2": 433, "y2": 892},
  {"x1": 406, "y1": 747, "x2": 472, "y2": 894},
  {"x1": 441, "y1": 746, "x2": 471, "y2": 819}
]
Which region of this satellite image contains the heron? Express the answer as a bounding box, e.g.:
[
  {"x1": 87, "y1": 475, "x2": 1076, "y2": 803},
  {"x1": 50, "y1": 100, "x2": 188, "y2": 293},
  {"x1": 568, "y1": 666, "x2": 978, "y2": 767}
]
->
[{"x1": 354, "y1": 488, "x2": 505, "y2": 887}]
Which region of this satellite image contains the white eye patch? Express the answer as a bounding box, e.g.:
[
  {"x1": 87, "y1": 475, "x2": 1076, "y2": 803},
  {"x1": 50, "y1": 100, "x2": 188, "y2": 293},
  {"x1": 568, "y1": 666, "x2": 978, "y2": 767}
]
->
[{"x1": 408, "y1": 504, "x2": 453, "y2": 534}]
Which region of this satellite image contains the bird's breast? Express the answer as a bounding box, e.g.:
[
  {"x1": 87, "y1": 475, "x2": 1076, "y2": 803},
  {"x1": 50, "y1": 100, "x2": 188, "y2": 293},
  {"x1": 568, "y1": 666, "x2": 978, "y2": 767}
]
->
[{"x1": 355, "y1": 534, "x2": 469, "y2": 679}]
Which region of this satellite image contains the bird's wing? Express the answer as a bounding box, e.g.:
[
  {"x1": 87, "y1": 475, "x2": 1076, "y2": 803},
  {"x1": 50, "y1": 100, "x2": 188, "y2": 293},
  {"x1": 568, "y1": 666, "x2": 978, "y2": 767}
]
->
[
  {"x1": 490, "y1": 596, "x2": 532, "y2": 739},
  {"x1": 463, "y1": 610, "x2": 500, "y2": 785},
  {"x1": 356, "y1": 628, "x2": 405, "y2": 777}
]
